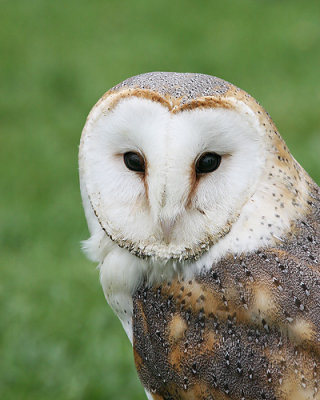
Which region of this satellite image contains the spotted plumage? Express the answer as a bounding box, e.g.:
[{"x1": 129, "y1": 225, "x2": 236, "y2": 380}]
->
[
  {"x1": 79, "y1": 72, "x2": 319, "y2": 399},
  {"x1": 133, "y1": 187, "x2": 319, "y2": 399}
]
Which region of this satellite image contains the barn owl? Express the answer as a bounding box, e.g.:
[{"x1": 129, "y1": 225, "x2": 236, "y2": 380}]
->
[{"x1": 79, "y1": 72, "x2": 320, "y2": 400}]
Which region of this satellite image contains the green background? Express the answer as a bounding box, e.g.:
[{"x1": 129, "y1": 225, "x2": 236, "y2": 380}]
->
[{"x1": 1, "y1": 0, "x2": 319, "y2": 399}]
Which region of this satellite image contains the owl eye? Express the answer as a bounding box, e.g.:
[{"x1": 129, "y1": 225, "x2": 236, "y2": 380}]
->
[
  {"x1": 196, "y1": 152, "x2": 221, "y2": 174},
  {"x1": 123, "y1": 152, "x2": 145, "y2": 173}
]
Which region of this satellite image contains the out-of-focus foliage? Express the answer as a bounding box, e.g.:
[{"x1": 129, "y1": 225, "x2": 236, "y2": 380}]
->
[{"x1": 0, "y1": 0, "x2": 319, "y2": 398}]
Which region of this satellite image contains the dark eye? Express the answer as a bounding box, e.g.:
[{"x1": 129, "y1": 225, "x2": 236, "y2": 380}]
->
[
  {"x1": 196, "y1": 152, "x2": 221, "y2": 174},
  {"x1": 123, "y1": 152, "x2": 145, "y2": 173}
]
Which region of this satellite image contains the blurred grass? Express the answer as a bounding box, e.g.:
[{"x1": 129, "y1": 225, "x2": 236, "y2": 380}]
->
[{"x1": 0, "y1": 0, "x2": 319, "y2": 399}]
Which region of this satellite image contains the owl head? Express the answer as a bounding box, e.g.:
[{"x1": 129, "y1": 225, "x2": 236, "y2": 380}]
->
[{"x1": 79, "y1": 72, "x2": 309, "y2": 264}]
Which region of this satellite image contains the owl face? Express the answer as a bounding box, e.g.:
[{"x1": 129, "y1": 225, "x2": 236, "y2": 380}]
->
[{"x1": 80, "y1": 92, "x2": 267, "y2": 261}]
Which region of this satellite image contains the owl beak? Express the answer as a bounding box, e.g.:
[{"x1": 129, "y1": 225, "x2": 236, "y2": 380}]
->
[{"x1": 160, "y1": 218, "x2": 176, "y2": 244}]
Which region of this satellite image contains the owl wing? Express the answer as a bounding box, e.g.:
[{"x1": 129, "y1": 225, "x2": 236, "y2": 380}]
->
[{"x1": 132, "y1": 182, "x2": 320, "y2": 400}]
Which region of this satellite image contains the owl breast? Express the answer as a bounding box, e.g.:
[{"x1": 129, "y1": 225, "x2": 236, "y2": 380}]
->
[{"x1": 132, "y1": 184, "x2": 320, "y2": 400}]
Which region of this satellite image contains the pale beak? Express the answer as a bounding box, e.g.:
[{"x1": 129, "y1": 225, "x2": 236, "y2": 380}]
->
[{"x1": 160, "y1": 218, "x2": 176, "y2": 244}]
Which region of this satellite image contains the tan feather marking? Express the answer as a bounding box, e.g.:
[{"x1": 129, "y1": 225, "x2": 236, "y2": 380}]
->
[
  {"x1": 250, "y1": 281, "x2": 279, "y2": 321},
  {"x1": 201, "y1": 330, "x2": 219, "y2": 353},
  {"x1": 279, "y1": 372, "x2": 319, "y2": 400},
  {"x1": 168, "y1": 314, "x2": 187, "y2": 344},
  {"x1": 172, "y1": 97, "x2": 234, "y2": 113},
  {"x1": 151, "y1": 394, "x2": 165, "y2": 400},
  {"x1": 169, "y1": 383, "x2": 232, "y2": 400},
  {"x1": 187, "y1": 160, "x2": 198, "y2": 209},
  {"x1": 151, "y1": 394, "x2": 164, "y2": 400},
  {"x1": 133, "y1": 347, "x2": 143, "y2": 373},
  {"x1": 143, "y1": 156, "x2": 149, "y2": 203},
  {"x1": 161, "y1": 279, "x2": 223, "y2": 316},
  {"x1": 288, "y1": 319, "x2": 316, "y2": 346},
  {"x1": 168, "y1": 343, "x2": 184, "y2": 372},
  {"x1": 106, "y1": 88, "x2": 173, "y2": 111},
  {"x1": 136, "y1": 300, "x2": 149, "y2": 335},
  {"x1": 264, "y1": 345, "x2": 287, "y2": 366}
]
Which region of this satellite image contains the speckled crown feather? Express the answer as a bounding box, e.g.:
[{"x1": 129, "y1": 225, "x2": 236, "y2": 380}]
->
[{"x1": 111, "y1": 72, "x2": 231, "y2": 105}]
